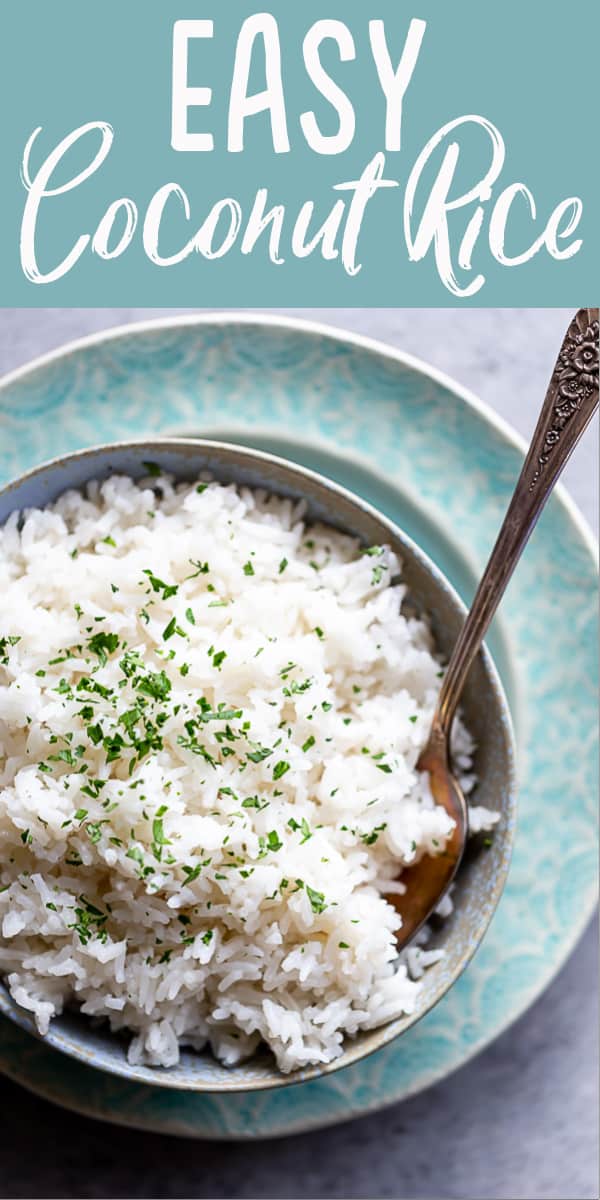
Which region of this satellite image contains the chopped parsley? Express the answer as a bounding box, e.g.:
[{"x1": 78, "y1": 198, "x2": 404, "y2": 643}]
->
[
  {"x1": 85, "y1": 821, "x2": 106, "y2": 844},
  {"x1": 306, "y1": 885, "x2": 327, "y2": 914},
  {"x1": 360, "y1": 822, "x2": 387, "y2": 846},
  {"x1": 87, "y1": 631, "x2": 119, "y2": 666},
  {"x1": 142, "y1": 569, "x2": 178, "y2": 601},
  {"x1": 162, "y1": 616, "x2": 185, "y2": 642},
  {"x1": 242, "y1": 794, "x2": 269, "y2": 811},
  {"x1": 282, "y1": 677, "x2": 312, "y2": 697},
  {"x1": 137, "y1": 669, "x2": 171, "y2": 702},
  {"x1": 0, "y1": 635, "x2": 21, "y2": 666},
  {"x1": 288, "y1": 816, "x2": 312, "y2": 843},
  {"x1": 186, "y1": 559, "x2": 210, "y2": 580}
]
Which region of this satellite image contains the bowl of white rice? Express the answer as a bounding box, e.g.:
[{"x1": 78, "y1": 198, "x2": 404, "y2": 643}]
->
[{"x1": 0, "y1": 439, "x2": 516, "y2": 1091}]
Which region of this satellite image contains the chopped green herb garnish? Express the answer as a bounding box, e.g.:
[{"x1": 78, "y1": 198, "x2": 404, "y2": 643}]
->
[
  {"x1": 242, "y1": 795, "x2": 269, "y2": 811},
  {"x1": 85, "y1": 821, "x2": 105, "y2": 844},
  {"x1": 142, "y1": 569, "x2": 178, "y2": 601},
  {"x1": 182, "y1": 863, "x2": 203, "y2": 883},
  {"x1": 0, "y1": 635, "x2": 21, "y2": 666},
  {"x1": 360, "y1": 822, "x2": 387, "y2": 846},
  {"x1": 87, "y1": 630, "x2": 119, "y2": 666},
  {"x1": 282, "y1": 677, "x2": 313, "y2": 697},
  {"x1": 186, "y1": 559, "x2": 210, "y2": 580},
  {"x1": 306, "y1": 885, "x2": 327, "y2": 914},
  {"x1": 162, "y1": 616, "x2": 185, "y2": 642},
  {"x1": 137, "y1": 669, "x2": 171, "y2": 702}
]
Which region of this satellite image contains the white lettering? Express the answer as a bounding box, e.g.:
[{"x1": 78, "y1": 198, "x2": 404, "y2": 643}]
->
[
  {"x1": 228, "y1": 14, "x2": 290, "y2": 153},
  {"x1": 20, "y1": 122, "x2": 113, "y2": 284},
  {"x1": 300, "y1": 21, "x2": 356, "y2": 155},
  {"x1": 334, "y1": 151, "x2": 398, "y2": 275},
  {"x1": 92, "y1": 198, "x2": 138, "y2": 259},
  {"x1": 369, "y1": 18, "x2": 426, "y2": 152},
  {"x1": 241, "y1": 189, "x2": 285, "y2": 262},
  {"x1": 171, "y1": 20, "x2": 214, "y2": 152},
  {"x1": 405, "y1": 115, "x2": 505, "y2": 296}
]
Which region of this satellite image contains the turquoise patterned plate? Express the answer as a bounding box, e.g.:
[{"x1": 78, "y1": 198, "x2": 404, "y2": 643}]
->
[{"x1": 0, "y1": 314, "x2": 597, "y2": 1139}]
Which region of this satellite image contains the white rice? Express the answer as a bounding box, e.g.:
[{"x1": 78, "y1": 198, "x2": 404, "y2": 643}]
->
[{"x1": 0, "y1": 470, "x2": 497, "y2": 1072}]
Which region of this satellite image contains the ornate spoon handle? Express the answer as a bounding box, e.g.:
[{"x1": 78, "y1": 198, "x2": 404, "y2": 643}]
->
[{"x1": 437, "y1": 307, "x2": 599, "y2": 739}]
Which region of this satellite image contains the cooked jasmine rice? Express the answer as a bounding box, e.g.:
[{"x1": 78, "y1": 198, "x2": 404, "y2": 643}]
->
[{"x1": 0, "y1": 470, "x2": 496, "y2": 1072}]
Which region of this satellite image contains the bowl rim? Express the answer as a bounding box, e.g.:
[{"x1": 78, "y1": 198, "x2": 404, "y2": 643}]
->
[{"x1": 0, "y1": 435, "x2": 517, "y2": 1091}]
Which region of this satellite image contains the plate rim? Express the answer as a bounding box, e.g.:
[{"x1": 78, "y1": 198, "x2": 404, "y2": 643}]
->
[
  {"x1": 0, "y1": 309, "x2": 597, "y2": 567},
  {"x1": 0, "y1": 311, "x2": 597, "y2": 1135}
]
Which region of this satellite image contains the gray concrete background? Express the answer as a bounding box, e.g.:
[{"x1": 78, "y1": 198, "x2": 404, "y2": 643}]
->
[{"x1": 0, "y1": 308, "x2": 597, "y2": 1200}]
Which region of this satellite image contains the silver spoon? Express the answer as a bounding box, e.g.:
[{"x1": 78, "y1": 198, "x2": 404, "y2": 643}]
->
[{"x1": 394, "y1": 307, "x2": 599, "y2": 946}]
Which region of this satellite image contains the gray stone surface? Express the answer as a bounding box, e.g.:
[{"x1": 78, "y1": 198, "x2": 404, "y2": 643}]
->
[{"x1": 0, "y1": 308, "x2": 597, "y2": 1200}]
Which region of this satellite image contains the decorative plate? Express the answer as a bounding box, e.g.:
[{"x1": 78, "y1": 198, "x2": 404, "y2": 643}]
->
[{"x1": 0, "y1": 314, "x2": 597, "y2": 1139}]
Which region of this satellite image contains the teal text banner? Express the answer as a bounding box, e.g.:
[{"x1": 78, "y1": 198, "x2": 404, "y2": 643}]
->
[{"x1": 0, "y1": 0, "x2": 597, "y2": 305}]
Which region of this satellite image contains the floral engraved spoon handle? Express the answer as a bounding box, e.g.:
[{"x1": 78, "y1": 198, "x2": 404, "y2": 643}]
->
[
  {"x1": 436, "y1": 307, "x2": 599, "y2": 737},
  {"x1": 395, "y1": 309, "x2": 598, "y2": 946}
]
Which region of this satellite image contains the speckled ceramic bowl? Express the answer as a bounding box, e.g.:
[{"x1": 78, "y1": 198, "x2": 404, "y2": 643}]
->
[{"x1": 0, "y1": 438, "x2": 516, "y2": 1092}]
